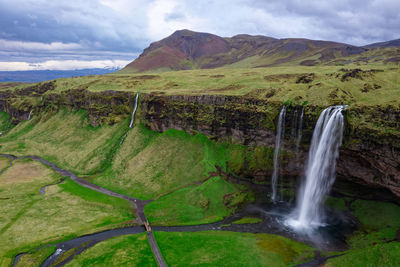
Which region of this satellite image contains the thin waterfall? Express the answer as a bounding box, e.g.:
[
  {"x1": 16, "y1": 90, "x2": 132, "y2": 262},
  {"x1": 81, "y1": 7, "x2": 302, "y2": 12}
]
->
[
  {"x1": 27, "y1": 110, "x2": 33, "y2": 120},
  {"x1": 129, "y1": 93, "x2": 139, "y2": 128},
  {"x1": 295, "y1": 107, "x2": 304, "y2": 153},
  {"x1": 287, "y1": 105, "x2": 346, "y2": 230},
  {"x1": 271, "y1": 106, "x2": 286, "y2": 202}
]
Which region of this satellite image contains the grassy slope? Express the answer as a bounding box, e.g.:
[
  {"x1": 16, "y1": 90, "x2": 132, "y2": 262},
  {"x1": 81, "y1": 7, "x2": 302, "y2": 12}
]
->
[
  {"x1": 65, "y1": 234, "x2": 157, "y2": 267},
  {"x1": 154, "y1": 231, "x2": 314, "y2": 267},
  {"x1": 0, "y1": 109, "x2": 128, "y2": 174},
  {"x1": 92, "y1": 125, "x2": 230, "y2": 199},
  {"x1": 0, "y1": 158, "x2": 132, "y2": 265},
  {"x1": 144, "y1": 176, "x2": 252, "y2": 226}
]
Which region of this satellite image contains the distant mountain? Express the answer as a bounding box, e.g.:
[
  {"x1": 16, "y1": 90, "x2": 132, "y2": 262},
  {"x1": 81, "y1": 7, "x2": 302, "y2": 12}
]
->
[
  {"x1": 122, "y1": 30, "x2": 400, "y2": 72},
  {"x1": 0, "y1": 68, "x2": 119, "y2": 83},
  {"x1": 363, "y1": 39, "x2": 400, "y2": 49}
]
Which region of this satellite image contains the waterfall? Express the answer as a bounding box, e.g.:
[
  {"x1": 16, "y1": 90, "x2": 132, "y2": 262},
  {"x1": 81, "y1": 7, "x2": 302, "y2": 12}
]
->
[
  {"x1": 295, "y1": 107, "x2": 304, "y2": 152},
  {"x1": 271, "y1": 106, "x2": 286, "y2": 202},
  {"x1": 129, "y1": 93, "x2": 139, "y2": 128},
  {"x1": 27, "y1": 110, "x2": 33, "y2": 120},
  {"x1": 287, "y1": 105, "x2": 346, "y2": 230}
]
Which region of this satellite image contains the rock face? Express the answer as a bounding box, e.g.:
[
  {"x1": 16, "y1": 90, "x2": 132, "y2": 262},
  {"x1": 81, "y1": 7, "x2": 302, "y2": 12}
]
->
[
  {"x1": 140, "y1": 94, "x2": 400, "y2": 198},
  {"x1": 0, "y1": 87, "x2": 399, "y2": 198}
]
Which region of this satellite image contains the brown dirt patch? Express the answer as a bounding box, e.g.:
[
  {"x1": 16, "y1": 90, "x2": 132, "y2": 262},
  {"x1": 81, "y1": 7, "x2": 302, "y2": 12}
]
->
[{"x1": 0, "y1": 161, "x2": 51, "y2": 185}]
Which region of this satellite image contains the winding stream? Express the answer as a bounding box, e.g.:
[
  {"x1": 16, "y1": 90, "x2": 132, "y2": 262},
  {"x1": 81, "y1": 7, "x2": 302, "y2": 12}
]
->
[{"x1": 1, "y1": 154, "x2": 352, "y2": 267}]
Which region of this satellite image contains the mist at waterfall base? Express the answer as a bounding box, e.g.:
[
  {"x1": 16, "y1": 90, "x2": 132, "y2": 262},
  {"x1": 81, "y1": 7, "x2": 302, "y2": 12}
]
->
[{"x1": 263, "y1": 105, "x2": 350, "y2": 249}]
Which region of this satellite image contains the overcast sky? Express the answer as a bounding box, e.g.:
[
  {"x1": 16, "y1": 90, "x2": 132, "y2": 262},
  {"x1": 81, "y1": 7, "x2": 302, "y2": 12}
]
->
[{"x1": 0, "y1": 0, "x2": 399, "y2": 70}]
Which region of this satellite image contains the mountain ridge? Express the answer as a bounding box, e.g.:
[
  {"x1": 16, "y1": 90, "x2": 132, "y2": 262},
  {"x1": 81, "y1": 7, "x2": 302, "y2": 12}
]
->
[{"x1": 123, "y1": 29, "x2": 400, "y2": 72}]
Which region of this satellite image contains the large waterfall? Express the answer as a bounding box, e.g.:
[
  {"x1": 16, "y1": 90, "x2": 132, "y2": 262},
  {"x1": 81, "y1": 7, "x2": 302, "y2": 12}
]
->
[
  {"x1": 287, "y1": 105, "x2": 346, "y2": 230},
  {"x1": 129, "y1": 93, "x2": 139, "y2": 128},
  {"x1": 271, "y1": 106, "x2": 286, "y2": 202}
]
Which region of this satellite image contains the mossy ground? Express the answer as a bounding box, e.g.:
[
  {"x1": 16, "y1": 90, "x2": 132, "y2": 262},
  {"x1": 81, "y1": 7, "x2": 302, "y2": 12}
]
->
[
  {"x1": 232, "y1": 217, "x2": 263, "y2": 224},
  {"x1": 0, "y1": 158, "x2": 132, "y2": 265},
  {"x1": 154, "y1": 231, "x2": 314, "y2": 266},
  {"x1": 64, "y1": 234, "x2": 157, "y2": 267},
  {"x1": 14, "y1": 246, "x2": 56, "y2": 267},
  {"x1": 144, "y1": 176, "x2": 253, "y2": 226}
]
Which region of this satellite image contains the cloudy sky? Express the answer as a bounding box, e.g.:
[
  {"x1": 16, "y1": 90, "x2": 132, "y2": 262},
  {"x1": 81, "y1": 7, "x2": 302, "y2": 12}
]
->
[{"x1": 0, "y1": 0, "x2": 399, "y2": 70}]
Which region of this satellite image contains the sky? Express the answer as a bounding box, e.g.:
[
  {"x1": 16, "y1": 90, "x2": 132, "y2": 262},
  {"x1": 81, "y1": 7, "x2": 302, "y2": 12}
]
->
[{"x1": 0, "y1": 0, "x2": 399, "y2": 71}]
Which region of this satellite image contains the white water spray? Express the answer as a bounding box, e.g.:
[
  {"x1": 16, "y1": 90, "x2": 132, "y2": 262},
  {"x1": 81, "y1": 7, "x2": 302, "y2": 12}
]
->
[
  {"x1": 287, "y1": 105, "x2": 346, "y2": 230},
  {"x1": 271, "y1": 106, "x2": 286, "y2": 201},
  {"x1": 129, "y1": 93, "x2": 139, "y2": 128}
]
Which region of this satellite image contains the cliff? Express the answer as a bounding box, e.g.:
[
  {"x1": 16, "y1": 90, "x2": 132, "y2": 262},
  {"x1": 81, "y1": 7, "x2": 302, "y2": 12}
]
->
[{"x1": 0, "y1": 86, "x2": 399, "y2": 197}]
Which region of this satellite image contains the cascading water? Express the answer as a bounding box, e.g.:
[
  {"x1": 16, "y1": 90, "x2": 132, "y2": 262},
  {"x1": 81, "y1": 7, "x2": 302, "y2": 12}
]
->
[
  {"x1": 287, "y1": 105, "x2": 346, "y2": 230},
  {"x1": 295, "y1": 107, "x2": 304, "y2": 153},
  {"x1": 271, "y1": 106, "x2": 286, "y2": 202},
  {"x1": 27, "y1": 110, "x2": 33, "y2": 120},
  {"x1": 129, "y1": 93, "x2": 139, "y2": 128}
]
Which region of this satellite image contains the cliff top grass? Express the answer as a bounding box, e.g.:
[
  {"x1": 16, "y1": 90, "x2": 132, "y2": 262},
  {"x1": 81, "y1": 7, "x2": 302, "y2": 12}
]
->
[{"x1": 6, "y1": 63, "x2": 399, "y2": 107}]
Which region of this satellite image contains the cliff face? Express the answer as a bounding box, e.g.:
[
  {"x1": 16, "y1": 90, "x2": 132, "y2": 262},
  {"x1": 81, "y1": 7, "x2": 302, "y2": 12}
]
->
[
  {"x1": 140, "y1": 94, "x2": 400, "y2": 197},
  {"x1": 0, "y1": 87, "x2": 399, "y2": 197}
]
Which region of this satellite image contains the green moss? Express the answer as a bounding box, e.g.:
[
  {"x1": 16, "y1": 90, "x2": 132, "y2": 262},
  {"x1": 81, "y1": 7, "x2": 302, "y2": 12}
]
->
[
  {"x1": 232, "y1": 217, "x2": 263, "y2": 224},
  {"x1": 65, "y1": 234, "x2": 157, "y2": 267},
  {"x1": 325, "y1": 242, "x2": 400, "y2": 267},
  {"x1": 15, "y1": 246, "x2": 56, "y2": 267},
  {"x1": 348, "y1": 200, "x2": 400, "y2": 249},
  {"x1": 154, "y1": 231, "x2": 314, "y2": 266},
  {"x1": 145, "y1": 176, "x2": 253, "y2": 225}
]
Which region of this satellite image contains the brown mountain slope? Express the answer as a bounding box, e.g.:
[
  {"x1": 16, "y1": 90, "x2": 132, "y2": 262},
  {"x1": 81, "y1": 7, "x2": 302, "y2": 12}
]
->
[{"x1": 122, "y1": 30, "x2": 399, "y2": 72}]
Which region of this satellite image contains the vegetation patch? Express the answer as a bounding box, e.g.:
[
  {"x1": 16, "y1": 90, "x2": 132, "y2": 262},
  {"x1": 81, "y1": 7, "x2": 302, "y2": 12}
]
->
[
  {"x1": 0, "y1": 160, "x2": 132, "y2": 262},
  {"x1": 325, "y1": 242, "x2": 400, "y2": 267},
  {"x1": 154, "y1": 231, "x2": 314, "y2": 266},
  {"x1": 348, "y1": 199, "x2": 400, "y2": 249},
  {"x1": 232, "y1": 217, "x2": 263, "y2": 224},
  {"x1": 145, "y1": 176, "x2": 253, "y2": 226},
  {"x1": 65, "y1": 234, "x2": 157, "y2": 267},
  {"x1": 14, "y1": 246, "x2": 56, "y2": 267}
]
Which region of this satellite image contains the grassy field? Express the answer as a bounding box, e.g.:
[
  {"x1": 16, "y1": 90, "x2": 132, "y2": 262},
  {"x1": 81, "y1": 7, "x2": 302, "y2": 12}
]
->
[
  {"x1": 0, "y1": 158, "x2": 132, "y2": 266},
  {"x1": 0, "y1": 109, "x2": 128, "y2": 174},
  {"x1": 15, "y1": 246, "x2": 56, "y2": 267},
  {"x1": 325, "y1": 242, "x2": 400, "y2": 267},
  {"x1": 144, "y1": 176, "x2": 252, "y2": 226},
  {"x1": 347, "y1": 199, "x2": 400, "y2": 249},
  {"x1": 154, "y1": 231, "x2": 314, "y2": 266},
  {"x1": 64, "y1": 234, "x2": 157, "y2": 267},
  {"x1": 4, "y1": 64, "x2": 399, "y2": 108}
]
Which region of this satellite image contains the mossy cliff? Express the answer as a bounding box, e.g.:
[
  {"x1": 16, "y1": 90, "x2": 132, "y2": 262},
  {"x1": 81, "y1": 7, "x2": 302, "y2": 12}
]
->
[{"x1": 0, "y1": 85, "x2": 399, "y2": 197}]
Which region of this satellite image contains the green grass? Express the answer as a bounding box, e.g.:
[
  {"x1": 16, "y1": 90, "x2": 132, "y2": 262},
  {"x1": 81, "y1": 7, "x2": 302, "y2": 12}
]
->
[
  {"x1": 144, "y1": 176, "x2": 252, "y2": 226},
  {"x1": 14, "y1": 246, "x2": 56, "y2": 267},
  {"x1": 347, "y1": 199, "x2": 400, "y2": 249},
  {"x1": 0, "y1": 109, "x2": 129, "y2": 174},
  {"x1": 325, "y1": 242, "x2": 400, "y2": 267},
  {"x1": 0, "y1": 111, "x2": 13, "y2": 133},
  {"x1": 232, "y1": 217, "x2": 263, "y2": 224},
  {"x1": 92, "y1": 126, "x2": 231, "y2": 200},
  {"x1": 154, "y1": 231, "x2": 314, "y2": 266},
  {"x1": 64, "y1": 234, "x2": 157, "y2": 267},
  {"x1": 0, "y1": 159, "x2": 133, "y2": 263}
]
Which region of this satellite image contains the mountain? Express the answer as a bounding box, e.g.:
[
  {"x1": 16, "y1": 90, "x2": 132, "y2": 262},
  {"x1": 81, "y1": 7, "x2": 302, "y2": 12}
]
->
[
  {"x1": 363, "y1": 39, "x2": 400, "y2": 49},
  {"x1": 122, "y1": 30, "x2": 400, "y2": 73}
]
